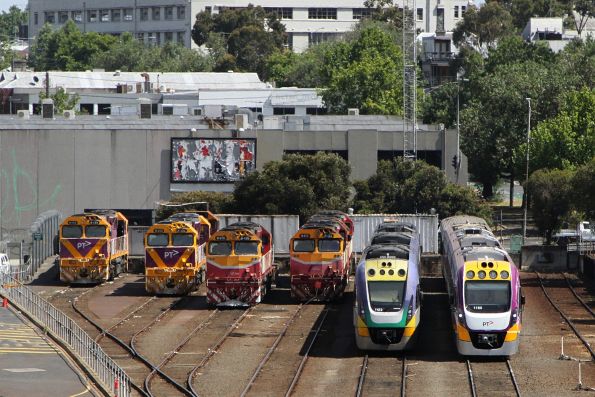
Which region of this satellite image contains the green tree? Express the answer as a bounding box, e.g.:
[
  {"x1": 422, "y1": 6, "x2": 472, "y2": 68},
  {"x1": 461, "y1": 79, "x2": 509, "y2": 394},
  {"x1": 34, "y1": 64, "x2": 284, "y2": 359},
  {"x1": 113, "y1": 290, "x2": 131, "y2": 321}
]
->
[
  {"x1": 453, "y1": 3, "x2": 515, "y2": 49},
  {"x1": 38, "y1": 87, "x2": 80, "y2": 113},
  {"x1": 232, "y1": 152, "x2": 352, "y2": 220},
  {"x1": 0, "y1": 6, "x2": 27, "y2": 42},
  {"x1": 571, "y1": 0, "x2": 595, "y2": 36},
  {"x1": 321, "y1": 25, "x2": 404, "y2": 114},
  {"x1": 191, "y1": 5, "x2": 286, "y2": 77},
  {"x1": 526, "y1": 88, "x2": 595, "y2": 171},
  {"x1": 570, "y1": 157, "x2": 595, "y2": 219},
  {"x1": 436, "y1": 184, "x2": 493, "y2": 220},
  {"x1": 527, "y1": 168, "x2": 574, "y2": 244}
]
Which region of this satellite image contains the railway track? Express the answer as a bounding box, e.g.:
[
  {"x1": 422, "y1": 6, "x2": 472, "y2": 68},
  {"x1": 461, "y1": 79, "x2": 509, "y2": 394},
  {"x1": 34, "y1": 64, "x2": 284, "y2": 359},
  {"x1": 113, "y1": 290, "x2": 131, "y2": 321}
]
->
[
  {"x1": 466, "y1": 359, "x2": 521, "y2": 397},
  {"x1": 535, "y1": 272, "x2": 595, "y2": 361},
  {"x1": 356, "y1": 354, "x2": 407, "y2": 397}
]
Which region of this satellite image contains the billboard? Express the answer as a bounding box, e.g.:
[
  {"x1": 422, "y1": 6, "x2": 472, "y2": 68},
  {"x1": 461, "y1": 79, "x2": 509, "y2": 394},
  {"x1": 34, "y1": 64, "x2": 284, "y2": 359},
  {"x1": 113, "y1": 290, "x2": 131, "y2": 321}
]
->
[{"x1": 171, "y1": 138, "x2": 256, "y2": 183}]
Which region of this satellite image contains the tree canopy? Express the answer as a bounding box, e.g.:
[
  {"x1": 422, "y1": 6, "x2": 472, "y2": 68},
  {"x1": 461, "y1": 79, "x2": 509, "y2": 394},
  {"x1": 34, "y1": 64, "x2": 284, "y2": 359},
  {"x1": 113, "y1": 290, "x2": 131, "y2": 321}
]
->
[
  {"x1": 191, "y1": 5, "x2": 286, "y2": 77},
  {"x1": 0, "y1": 6, "x2": 26, "y2": 42},
  {"x1": 452, "y1": 3, "x2": 515, "y2": 49}
]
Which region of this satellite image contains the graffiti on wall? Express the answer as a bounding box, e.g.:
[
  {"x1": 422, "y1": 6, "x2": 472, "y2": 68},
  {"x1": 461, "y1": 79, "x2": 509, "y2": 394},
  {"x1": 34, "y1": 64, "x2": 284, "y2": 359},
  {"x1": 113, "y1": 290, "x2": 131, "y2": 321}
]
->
[
  {"x1": 1, "y1": 149, "x2": 62, "y2": 225},
  {"x1": 171, "y1": 138, "x2": 256, "y2": 183}
]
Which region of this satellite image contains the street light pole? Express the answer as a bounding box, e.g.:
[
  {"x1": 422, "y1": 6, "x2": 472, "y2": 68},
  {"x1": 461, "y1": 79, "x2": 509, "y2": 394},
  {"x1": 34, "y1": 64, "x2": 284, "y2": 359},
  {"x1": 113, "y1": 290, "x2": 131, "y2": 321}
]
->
[
  {"x1": 522, "y1": 97, "x2": 531, "y2": 243},
  {"x1": 456, "y1": 83, "x2": 460, "y2": 183}
]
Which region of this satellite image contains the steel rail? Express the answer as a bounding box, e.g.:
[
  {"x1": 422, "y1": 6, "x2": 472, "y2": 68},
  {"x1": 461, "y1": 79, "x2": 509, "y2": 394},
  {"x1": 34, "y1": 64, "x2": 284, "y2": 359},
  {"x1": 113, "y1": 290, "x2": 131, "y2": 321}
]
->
[
  {"x1": 355, "y1": 355, "x2": 368, "y2": 397},
  {"x1": 144, "y1": 309, "x2": 219, "y2": 397},
  {"x1": 240, "y1": 298, "x2": 314, "y2": 397},
  {"x1": 187, "y1": 307, "x2": 255, "y2": 397},
  {"x1": 562, "y1": 273, "x2": 595, "y2": 317},
  {"x1": 535, "y1": 272, "x2": 595, "y2": 360},
  {"x1": 466, "y1": 360, "x2": 477, "y2": 397},
  {"x1": 94, "y1": 296, "x2": 156, "y2": 344},
  {"x1": 284, "y1": 306, "x2": 331, "y2": 396},
  {"x1": 72, "y1": 292, "x2": 192, "y2": 396},
  {"x1": 506, "y1": 359, "x2": 522, "y2": 397},
  {"x1": 401, "y1": 356, "x2": 407, "y2": 397}
]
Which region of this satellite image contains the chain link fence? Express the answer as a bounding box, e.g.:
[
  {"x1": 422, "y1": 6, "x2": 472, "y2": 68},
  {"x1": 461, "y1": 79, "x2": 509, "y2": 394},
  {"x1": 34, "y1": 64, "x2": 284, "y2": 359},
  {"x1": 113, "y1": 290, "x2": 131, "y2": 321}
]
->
[{"x1": 0, "y1": 273, "x2": 131, "y2": 397}]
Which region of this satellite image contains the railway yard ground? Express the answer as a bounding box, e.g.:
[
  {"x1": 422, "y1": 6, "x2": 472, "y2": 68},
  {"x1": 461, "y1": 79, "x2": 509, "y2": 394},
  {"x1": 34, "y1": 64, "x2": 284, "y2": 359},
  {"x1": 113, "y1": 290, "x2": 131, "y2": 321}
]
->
[{"x1": 12, "y1": 257, "x2": 593, "y2": 397}]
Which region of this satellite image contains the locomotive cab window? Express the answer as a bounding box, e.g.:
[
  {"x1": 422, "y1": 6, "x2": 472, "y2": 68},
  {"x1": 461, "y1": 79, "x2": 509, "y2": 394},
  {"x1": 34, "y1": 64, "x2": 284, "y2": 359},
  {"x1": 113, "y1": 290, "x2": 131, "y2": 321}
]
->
[
  {"x1": 62, "y1": 225, "x2": 83, "y2": 238},
  {"x1": 368, "y1": 281, "x2": 405, "y2": 312},
  {"x1": 172, "y1": 233, "x2": 194, "y2": 246},
  {"x1": 318, "y1": 238, "x2": 341, "y2": 252},
  {"x1": 293, "y1": 239, "x2": 315, "y2": 252},
  {"x1": 147, "y1": 233, "x2": 168, "y2": 247},
  {"x1": 85, "y1": 225, "x2": 106, "y2": 237},
  {"x1": 235, "y1": 241, "x2": 259, "y2": 255},
  {"x1": 209, "y1": 241, "x2": 232, "y2": 255},
  {"x1": 465, "y1": 281, "x2": 511, "y2": 313}
]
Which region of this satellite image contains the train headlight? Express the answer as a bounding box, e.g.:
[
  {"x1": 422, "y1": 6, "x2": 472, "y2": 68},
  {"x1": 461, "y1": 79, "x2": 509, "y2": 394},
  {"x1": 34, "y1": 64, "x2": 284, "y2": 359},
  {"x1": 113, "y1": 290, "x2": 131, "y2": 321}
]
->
[
  {"x1": 368, "y1": 269, "x2": 375, "y2": 277},
  {"x1": 489, "y1": 270, "x2": 497, "y2": 279},
  {"x1": 466, "y1": 271, "x2": 475, "y2": 279},
  {"x1": 478, "y1": 270, "x2": 486, "y2": 279},
  {"x1": 380, "y1": 269, "x2": 385, "y2": 275},
  {"x1": 398, "y1": 269, "x2": 406, "y2": 277},
  {"x1": 500, "y1": 271, "x2": 509, "y2": 279},
  {"x1": 388, "y1": 269, "x2": 394, "y2": 276},
  {"x1": 406, "y1": 301, "x2": 414, "y2": 322}
]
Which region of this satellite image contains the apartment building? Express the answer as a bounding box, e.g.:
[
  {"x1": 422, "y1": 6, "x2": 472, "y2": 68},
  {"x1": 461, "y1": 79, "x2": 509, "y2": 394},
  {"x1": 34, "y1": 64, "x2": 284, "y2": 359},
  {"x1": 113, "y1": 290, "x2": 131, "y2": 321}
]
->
[{"x1": 29, "y1": 0, "x2": 471, "y2": 52}]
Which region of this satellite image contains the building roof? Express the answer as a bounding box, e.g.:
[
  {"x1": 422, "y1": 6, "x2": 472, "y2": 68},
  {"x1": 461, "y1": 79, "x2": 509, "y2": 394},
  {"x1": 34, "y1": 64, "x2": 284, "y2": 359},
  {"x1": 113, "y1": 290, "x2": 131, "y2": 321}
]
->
[{"x1": 0, "y1": 71, "x2": 269, "y2": 91}]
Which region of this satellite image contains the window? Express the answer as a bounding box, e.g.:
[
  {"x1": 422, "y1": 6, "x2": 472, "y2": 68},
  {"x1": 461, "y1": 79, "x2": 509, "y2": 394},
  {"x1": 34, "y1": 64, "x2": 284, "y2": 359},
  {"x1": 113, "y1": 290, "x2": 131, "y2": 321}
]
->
[
  {"x1": 100, "y1": 9, "x2": 110, "y2": 22},
  {"x1": 58, "y1": 11, "x2": 68, "y2": 24},
  {"x1": 62, "y1": 226, "x2": 82, "y2": 238},
  {"x1": 140, "y1": 8, "x2": 149, "y2": 21},
  {"x1": 87, "y1": 10, "x2": 98, "y2": 23},
  {"x1": 462, "y1": 6, "x2": 466, "y2": 14},
  {"x1": 417, "y1": 8, "x2": 423, "y2": 20},
  {"x1": 309, "y1": 32, "x2": 338, "y2": 45},
  {"x1": 177, "y1": 31, "x2": 185, "y2": 44},
  {"x1": 273, "y1": 107, "x2": 295, "y2": 115},
  {"x1": 72, "y1": 10, "x2": 82, "y2": 23},
  {"x1": 368, "y1": 281, "x2": 405, "y2": 312},
  {"x1": 44, "y1": 12, "x2": 56, "y2": 24},
  {"x1": 208, "y1": 241, "x2": 232, "y2": 255},
  {"x1": 85, "y1": 225, "x2": 106, "y2": 237},
  {"x1": 112, "y1": 9, "x2": 121, "y2": 22},
  {"x1": 319, "y1": 239, "x2": 341, "y2": 252},
  {"x1": 454, "y1": 5, "x2": 459, "y2": 18},
  {"x1": 136, "y1": 32, "x2": 144, "y2": 41},
  {"x1": 164, "y1": 31, "x2": 173, "y2": 42},
  {"x1": 264, "y1": 7, "x2": 293, "y2": 19},
  {"x1": 465, "y1": 281, "x2": 511, "y2": 313},
  {"x1": 123, "y1": 8, "x2": 133, "y2": 21},
  {"x1": 34, "y1": 12, "x2": 38, "y2": 25},
  {"x1": 204, "y1": 6, "x2": 212, "y2": 14},
  {"x1": 177, "y1": 6, "x2": 186, "y2": 19},
  {"x1": 172, "y1": 233, "x2": 194, "y2": 246},
  {"x1": 308, "y1": 8, "x2": 337, "y2": 19},
  {"x1": 165, "y1": 6, "x2": 173, "y2": 20},
  {"x1": 353, "y1": 8, "x2": 373, "y2": 20},
  {"x1": 293, "y1": 239, "x2": 315, "y2": 252},
  {"x1": 437, "y1": 8, "x2": 444, "y2": 31},
  {"x1": 235, "y1": 241, "x2": 259, "y2": 255},
  {"x1": 152, "y1": 7, "x2": 161, "y2": 20},
  {"x1": 147, "y1": 233, "x2": 168, "y2": 246},
  {"x1": 306, "y1": 107, "x2": 327, "y2": 115}
]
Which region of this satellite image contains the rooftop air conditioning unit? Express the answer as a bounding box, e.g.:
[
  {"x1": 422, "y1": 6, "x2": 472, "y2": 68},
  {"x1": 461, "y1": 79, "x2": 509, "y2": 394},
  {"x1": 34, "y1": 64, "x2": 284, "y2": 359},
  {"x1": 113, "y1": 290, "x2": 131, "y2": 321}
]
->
[
  {"x1": 17, "y1": 109, "x2": 29, "y2": 119},
  {"x1": 347, "y1": 108, "x2": 359, "y2": 116},
  {"x1": 63, "y1": 109, "x2": 76, "y2": 119},
  {"x1": 42, "y1": 98, "x2": 54, "y2": 119}
]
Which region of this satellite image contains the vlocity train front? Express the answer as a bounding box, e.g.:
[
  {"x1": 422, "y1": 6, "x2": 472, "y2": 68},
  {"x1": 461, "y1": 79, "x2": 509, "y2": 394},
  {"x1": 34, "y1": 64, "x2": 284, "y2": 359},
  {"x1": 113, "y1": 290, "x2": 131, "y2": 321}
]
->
[{"x1": 453, "y1": 260, "x2": 523, "y2": 356}]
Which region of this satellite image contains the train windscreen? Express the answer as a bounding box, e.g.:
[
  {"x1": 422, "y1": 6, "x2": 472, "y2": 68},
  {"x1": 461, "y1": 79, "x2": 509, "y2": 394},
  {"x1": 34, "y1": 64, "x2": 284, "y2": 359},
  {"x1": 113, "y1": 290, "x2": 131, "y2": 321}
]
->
[
  {"x1": 147, "y1": 233, "x2": 168, "y2": 247},
  {"x1": 318, "y1": 239, "x2": 341, "y2": 252},
  {"x1": 464, "y1": 281, "x2": 511, "y2": 313},
  {"x1": 293, "y1": 239, "x2": 315, "y2": 252},
  {"x1": 209, "y1": 241, "x2": 232, "y2": 255},
  {"x1": 85, "y1": 225, "x2": 106, "y2": 237},
  {"x1": 235, "y1": 241, "x2": 259, "y2": 255},
  {"x1": 367, "y1": 281, "x2": 405, "y2": 312},
  {"x1": 62, "y1": 225, "x2": 83, "y2": 238},
  {"x1": 172, "y1": 233, "x2": 194, "y2": 246}
]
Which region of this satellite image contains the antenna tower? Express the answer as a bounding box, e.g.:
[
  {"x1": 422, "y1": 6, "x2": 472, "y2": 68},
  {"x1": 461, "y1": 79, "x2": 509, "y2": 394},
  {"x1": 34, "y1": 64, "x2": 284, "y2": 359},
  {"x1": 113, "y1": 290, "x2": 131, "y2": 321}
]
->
[{"x1": 402, "y1": 0, "x2": 417, "y2": 160}]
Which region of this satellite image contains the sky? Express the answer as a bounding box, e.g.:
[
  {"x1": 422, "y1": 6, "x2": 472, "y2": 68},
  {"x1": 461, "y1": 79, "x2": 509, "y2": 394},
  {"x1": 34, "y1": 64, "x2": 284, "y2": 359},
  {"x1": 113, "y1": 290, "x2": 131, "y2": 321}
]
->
[{"x1": 0, "y1": 1, "x2": 27, "y2": 13}]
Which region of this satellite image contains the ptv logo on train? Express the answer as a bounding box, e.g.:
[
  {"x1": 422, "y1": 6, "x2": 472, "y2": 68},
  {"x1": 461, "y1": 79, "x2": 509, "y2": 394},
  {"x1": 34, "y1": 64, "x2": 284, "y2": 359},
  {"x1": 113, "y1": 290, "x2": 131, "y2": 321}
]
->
[
  {"x1": 164, "y1": 251, "x2": 180, "y2": 259},
  {"x1": 483, "y1": 320, "x2": 494, "y2": 327},
  {"x1": 77, "y1": 241, "x2": 92, "y2": 250}
]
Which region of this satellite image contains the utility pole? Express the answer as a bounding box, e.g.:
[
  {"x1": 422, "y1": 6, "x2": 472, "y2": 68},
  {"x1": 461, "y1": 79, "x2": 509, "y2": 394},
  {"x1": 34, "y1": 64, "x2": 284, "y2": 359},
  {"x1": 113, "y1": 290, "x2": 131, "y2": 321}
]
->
[
  {"x1": 522, "y1": 98, "x2": 531, "y2": 243},
  {"x1": 45, "y1": 71, "x2": 49, "y2": 97},
  {"x1": 402, "y1": 0, "x2": 417, "y2": 161}
]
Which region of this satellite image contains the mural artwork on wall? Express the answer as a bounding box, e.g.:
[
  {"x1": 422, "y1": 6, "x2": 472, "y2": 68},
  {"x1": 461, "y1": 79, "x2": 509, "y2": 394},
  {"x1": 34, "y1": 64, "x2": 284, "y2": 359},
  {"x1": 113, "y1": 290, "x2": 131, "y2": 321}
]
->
[{"x1": 171, "y1": 138, "x2": 256, "y2": 183}]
